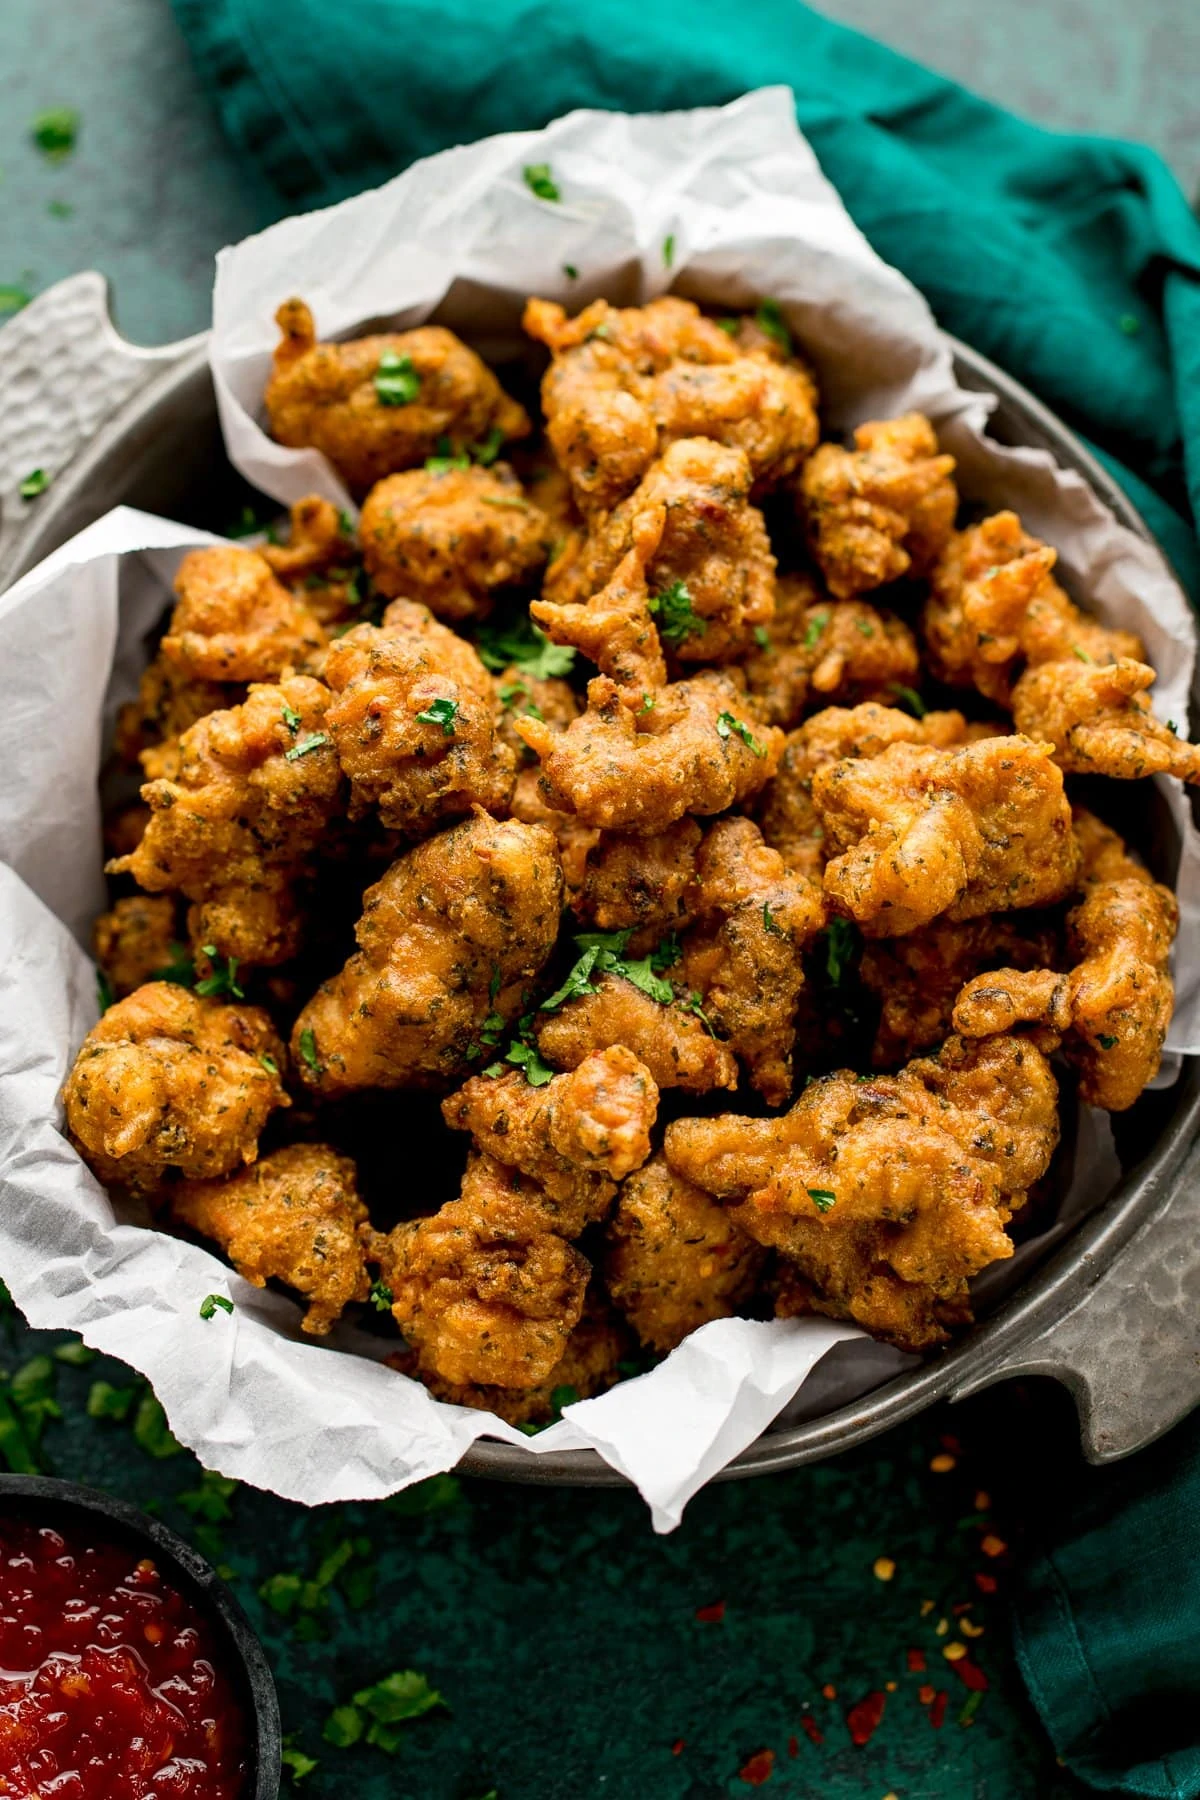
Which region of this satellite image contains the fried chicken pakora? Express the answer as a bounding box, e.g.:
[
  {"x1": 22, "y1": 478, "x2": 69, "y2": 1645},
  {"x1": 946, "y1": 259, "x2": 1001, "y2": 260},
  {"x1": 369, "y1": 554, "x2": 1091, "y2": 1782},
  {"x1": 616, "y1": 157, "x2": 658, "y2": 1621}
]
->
[
  {"x1": 680, "y1": 818, "x2": 827, "y2": 1103},
  {"x1": 738, "y1": 572, "x2": 920, "y2": 729},
  {"x1": 365, "y1": 1152, "x2": 589, "y2": 1388},
  {"x1": 161, "y1": 546, "x2": 327, "y2": 683},
  {"x1": 266, "y1": 299, "x2": 530, "y2": 494},
  {"x1": 814, "y1": 733, "x2": 1078, "y2": 936},
  {"x1": 517, "y1": 671, "x2": 784, "y2": 833},
  {"x1": 261, "y1": 495, "x2": 361, "y2": 626},
  {"x1": 170, "y1": 1144, "x2": 369, "y2": 1334},
  {"x1": 799, "y1": 415, "x2": 957, "y2": 599},
  {"x1": 359, "y1": 463, "x2": 549, "y2": 621},
  {"x1": 605, "y1": 1156, "x2": 765, "y2": 1352},
  {"x1": 323, "y1": 602, "x2": 515, "y2": 832},
  {"x1": 536, "y1": 976, "x2": 739, "y2": 1094},
  {"x1": 93, "y1": 895, "x2": 180, "y2": 999},
  {"x1": 442, "y1": 1048, "x2": 659, "y2": 1236},
  {"x1": 290, "y1": 812, "x2": 563, "y2": 1095},
  {"x1": 525, "y1": 295, "x2": 818, "y2": 514},
  {"x1": 1011, "y1": 657, "x2": 1200, "y2": 782},
  {"x1": 63, "y1": 984, "x2": 288, "y2": 1192},
  {"x1": 110, "y1": 676, "x2": 345, "y2": 968},
  {"x1": 953, "y1": 812, "x2": 1178, "y2": 1109},
  {"x1": 665, "y1": 1034, "x2": 1059, "y2": 1350},
  {"x1": 533, "y1": 503, "x2": 668, "y2": 692},
  {"x1": 571, "y1": 818, "x2": 701, "y2": 951},
  {"x1": 115, "y1": 655, "x2": 242, "y2": 784}
]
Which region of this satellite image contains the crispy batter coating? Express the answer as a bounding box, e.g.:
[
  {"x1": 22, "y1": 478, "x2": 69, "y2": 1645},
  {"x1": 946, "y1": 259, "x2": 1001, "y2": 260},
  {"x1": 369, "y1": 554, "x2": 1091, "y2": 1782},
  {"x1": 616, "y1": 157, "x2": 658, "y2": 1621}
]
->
[
  {"x1": 605, "y1": 1155, "x2": 766, "y2": 1352},
  {"x1": 799, "y1": 415, "x2": 957, "y2": 599},
  {"x1": 757, "y1": 702, "x2": 972, "y2": 878},
  {"x1": 572, "y1": 819, "x2": 701, "y2": 951},
  {"x1": 170, "y1": 1144, "x2": 368, "y2": 1334},
  {"x1": 365, "y1": 1152, "x2": 589, "y2": 1388},
  {"x1": 859, "y1": 913, "x2": 1062, "y2": 1067},
  {"x1": 922, "y1": 511, "x2": 1143, "y2": 705},
  {"x1": 161, "y1": 546, "x2": 327, "y2": 683},
  {"x1": 814, "y1": 734, "x2": 1078, "y2": 936},
  {"x1": 63, "y1": 983, "x2": 288, "y2": 1192},
  {"x1": 115, "y1": 656, "x2": 241, "y2": 784},
  {"x1": 665, "y1": 1034, "x2": 1059, "y2": 1351},
  {"x1": 261, "y1": 495, "x2": 361, "y2": 626},
  {"x1": 110, "y1": 676, "x2": 345, "y2": 968},
  {"x1": 359, "y1": 464, "x2": 549, "y2": 622},
  {"x1": 442, "y1": 1048, "x2": 659, "y2": 1236},
  {"x1": 534, "y1": 503, "x2": 668, "y2": 691},
  {"x1": 508, "y1": 764, "x2": 599, "y2": 901},
  {"x1": 681, "y1": 818, "x2": 827, "y2": 1103},
  {"x1": 739, "y1": 572, "x2": 919, "y2": 729},
  {"x1": 525, "y1": 296, "x2": 818, "y2": 514},
  {"x1": 323, "y1": 602, "x2": 515, "y2": 832},
  {"x1": 494, "y1": 666, "x2": 580, "y2": 766},
  {"x1": 516, "y1": 671, "x2": 784, "y2": 834},
  {"x1": 536, "y1": 975, "x2": 739, "y2": 1094},
  {"x1": 394, "y1": 1297, "x2": 629, "y2": 1424},
  {"x1": 953, "y1": 812, "x2": 1178, "y2": 1109},
  {"x1": 539, "y1": 438, "x2": 776, "y2": 666},
  {"x1": 93, "y1": 896, "x2": 180, "y2": 999},
  {"x1": 290, "y1": 812, "x2": 563, "y2": 1095},
  {"x1": 265, "y1": 299, "x2": 530, "y2": 495},
  {"x1": 1011, "y1": 657, "x2": 1200, "y2": 782}
]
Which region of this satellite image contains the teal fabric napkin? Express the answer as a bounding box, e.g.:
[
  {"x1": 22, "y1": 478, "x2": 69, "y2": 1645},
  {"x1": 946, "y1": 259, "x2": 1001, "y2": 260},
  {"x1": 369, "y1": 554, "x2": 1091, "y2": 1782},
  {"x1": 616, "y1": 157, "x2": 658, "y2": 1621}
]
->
[{"x1": 168, "y1": 2, "x2": 1200, "y2": 1791}]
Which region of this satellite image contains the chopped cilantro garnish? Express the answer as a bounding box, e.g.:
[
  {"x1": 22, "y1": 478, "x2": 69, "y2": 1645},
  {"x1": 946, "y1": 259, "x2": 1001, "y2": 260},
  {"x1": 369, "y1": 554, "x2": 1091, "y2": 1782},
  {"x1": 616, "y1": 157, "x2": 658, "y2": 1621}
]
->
[
  {"x1": 648, "y1": 579, "x2": 706, "y2": 646},
  {"x1": 650, "y1": 933, "x2": 682, "y2": 972},
  {"x1": 755, "y1": 297, "x2": 792, "y2": 354},
  {"x1": 1118, "y1": 313, "x2": 1140, "y2": 336},
  {"x1": 298, "y1": 1028, "x2": 324, "y2": 1079},
  {"x1": 199, "y1": 1294, "x2": 234, "y2": 1320},
  {"x1": 53, "y1": 1340, "x2": 96, "y2": 1367},
  {"x1": 87, "y1": 1379, "x2": 136, "y2": 1423},
  {"x1": 424, "y1": 446, "x2": 469, "y2": 473},
  {"x1": 259, "y1": 1053, "x2": 279, "y2": 1076},
  {"x1": 716, "y1": 711, "x2": 765, "y2": 756},
  {"x1": 542, "y1": 929, "x2": 675, "y2": 1012},
  {"x1": 96, "y1": 968, "x2": 115, "y2": 1014},
  {"x1": 762, "y1": 901, "x2": 783, "y2": 936},
  {"x1": 374, "y1": 350, "x2": 420, "y2": 406},
  {"x1": 804, "y1": 610, "x2": 830, "y2": 649},
  {"x1": 504, "y1": 1037, "x2": 555, "y2": 1087},
  {"x1": 153, "y1": 941, "x2": 198, "y2": 989},
  {"x1": 194, "y1": 948, "x2": 244, "y2": 1000},
  {"x1": 753, "y1": 625, "x2": 772, "y2": 651},
  {"x1": 132, "y1": 1390, "x2": 182, "y2": 1459},
  {"x1": 176, "y1": 1469, "x2": 238, "y2": 1523},
  {"x1": 415, "y1": 697, "x2": 459, "y2": 736},
  {"x1": 639, "y1": 692, "x2": 656, "y2": 713},
  {"x1": 958, "y1": 1690, "x2": 984, "y2": 1726},
  {"x1": 475, "y1": 613, "x2": 575, "y2": 678},
  {"x1": 1166, "y1": 720, "x2": 1178, "y2": 735},
  {"x1": 323, "y1": 1706, "x2": 364, "y2": 1748},
  {"x1": 855, "y1": 617, "x2": 876, "y2": 638},
  {"x1": 807, "y1": 1188, "x2": 837, "y2": 1212},
  {"x1": 31, "y1": 107, "x2": 79, "y2": 160},
  {"x1": 282, "y1": 1744, "x2": 320, "y2": 1785},
  {"x1": 337, "y1": 509, "x2": 356, "y2": 537},
  {"x1": 369, "y1": 1280, "x2": 394, "y2": 1312},
  {"x1": 523, "y1": 163, "x2": 560, "y2": 201},
  {"x1": 716, "y1": 317, "x2": 739, "y2": 335},
  {"x1": 890, "y1": 684, "x2": 927, "y2": 718},
  {"x1": 19, "y1": 468, "x2": 49, "y2": 501},
  {"x1": 550, "y1": 1384, "x2": 579, "y2": 1414},
  {"x1": 481, "y1": 494, "x2": 529, "y2": 510},
  {"x1": 474, "y1": 426, "x2": 505, "y2": 467},
  {"x1": 1071, "y1": 646, "x2": 1092, "y2": 663},
  {"x1": 284, "y1": 731, "x2": 331, "y2": 761},
  {"x1": 1098, "y1": 1033, "x2": 1118, "y2": 1049},
  {"x1": 0, "y1": 286, "x2": 31, "y2": 316},
  {"x1": 824, "y1": 916, "x2": 859, "y2": 987},
  {"x1": 48, "y1": 199, "x2": 73, "y2": 219},
  {"x1": 663, "y1": 233, "x2": 676, "y2": 269},
  {"x1": 563, "y1": 263, "x2": 578, "y2": 280},
  {"x1": 281, "y1": 701, "x2": 302, "y2": 732},
  {"x1": 323, "y1": 1669, "x2": 445, "y2": 1754},
  {"x1": 685, "y1": 991, "x2": 717, "y2": 1036}
]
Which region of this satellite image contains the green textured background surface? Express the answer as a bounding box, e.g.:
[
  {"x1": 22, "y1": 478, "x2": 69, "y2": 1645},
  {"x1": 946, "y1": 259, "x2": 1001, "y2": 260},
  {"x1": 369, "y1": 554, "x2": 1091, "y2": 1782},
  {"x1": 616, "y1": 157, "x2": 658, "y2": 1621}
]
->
[{"x1": 1, "y1": 3, "x2": 1197, "y2": 1796}]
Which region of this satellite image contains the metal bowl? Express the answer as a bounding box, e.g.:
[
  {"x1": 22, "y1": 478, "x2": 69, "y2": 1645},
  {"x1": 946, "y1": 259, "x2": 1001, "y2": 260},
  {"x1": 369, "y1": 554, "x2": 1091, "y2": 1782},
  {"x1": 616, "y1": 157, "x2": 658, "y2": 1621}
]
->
[
  {"x1": 0, "y1": 1472, "x2": 281, "y2": 1796},
  {"x1": 2, "y1": 274, "x2": 1198, "y2": 1487}
]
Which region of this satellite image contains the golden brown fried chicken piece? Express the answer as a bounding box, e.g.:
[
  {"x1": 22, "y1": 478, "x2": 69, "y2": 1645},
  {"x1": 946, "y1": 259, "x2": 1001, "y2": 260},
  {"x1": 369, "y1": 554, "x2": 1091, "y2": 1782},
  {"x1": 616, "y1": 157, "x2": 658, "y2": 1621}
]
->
[
  {"x1": 739, "y1": 572, "x2": 920, "y2": 729},
  {"x1": 115, "y1": 656, "x2": 241, "y2": 784},
  {"x1": 539, "y1": 438, "x2": 776, "y2": 666},
  {"x1": 536, "y1": 976, "x2": 739, "y2": 1094},
  {"x1": 442, "y1": 1048, "x2": 659, "y2": 1236},
  {"x1": 161, "y1": 546, "x2": 327, "y2": 683},
  {"x1": 859, "y1": 913, "x2": 1063, "y2": 1067},
  {"x1": 605, "y1": 1156, "x2": 766, "y2": 1352},
  {"x1": 953, "y1": 812, "x2": 1177, "y2": 1109},
  {"x1": 261, "y1": 494, "x2": 361, "y2": 626},
  {"x1": 572, "y1": 818, "x2": 701, "y2": 952},
  {"x1": 359, "y1": 464, "x2": 549, "y2": 622},
  {"x1": 63, "y1": 983, "x2": 288, "y2": 1192},
  {"x1": 365, "y1": 1152, "x2": 589, "y2": 1388},
  {"x1": 799, "y1": 415, "x2": 957, "y2": 599},
  {"x1": 757, "y1": 702, "x2": 972, "y2": 878},
  {"x1": 814, "y1": 733, "x2": 1078, "y2": 937},
  {"x1": 494, "y1": 665, "x2": 580, "y2": 765},
  {"x1": 110, "y1": 676, "x2": 345, "y2": 968},
  {"x1": 680, "y1": 818, "x2": 828, "y2": 1104},
  {"x1": 170, "y1": 1144, "x2": 368, "y2": 1334},
  {"x1": 290, "y1": 812, "x2": 563, "y2": 1095},
  {"x1": 516, "y1": 671, "x2": 784, "y2": 834},
  {"x1": 93, "y1": 896, "x2": 181, "y2": 999},
  {"x1": 323, "y1": 602, "x2": 515, "y2": 832},
  {"x1": 524, "y1": 295, "x2": 818, "y2": 514},
  {"x1": 922, "y1": 511, "x2": 1143, "y2": 706},
  {"x1": 534, "y1": 504, "x2": 669, "y2": 692},
  {"x1": 395, "y1": 1297, "x2": 628, "y2": 1424},
  {"x1": 265, "y1": 299, "x2": 530, "y2": 496},
  {"x1": 665, "y1": 1033, "x2": 1059, "y2": 1351},
  {"x1": 1011, "y1": 658, "x2": 1200, "y2": 783}
]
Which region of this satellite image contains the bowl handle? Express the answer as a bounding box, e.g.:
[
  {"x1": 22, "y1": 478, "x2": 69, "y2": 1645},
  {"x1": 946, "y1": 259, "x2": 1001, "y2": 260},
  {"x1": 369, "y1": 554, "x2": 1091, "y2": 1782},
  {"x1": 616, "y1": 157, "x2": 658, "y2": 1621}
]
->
[
  {"x1": 0, "y1": 272, "x2": 202, "y2": 586},
  {"x1": 951, "y1": 1133, "x2": 1200, "y2": 1463}
]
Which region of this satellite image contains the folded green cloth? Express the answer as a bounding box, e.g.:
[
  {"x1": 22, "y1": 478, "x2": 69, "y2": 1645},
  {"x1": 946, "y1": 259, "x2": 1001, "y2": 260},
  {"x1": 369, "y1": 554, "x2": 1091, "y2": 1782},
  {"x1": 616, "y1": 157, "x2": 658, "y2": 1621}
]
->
[{"x1": 169, "y1": 3, "x2": 1200, "y2": 1792}]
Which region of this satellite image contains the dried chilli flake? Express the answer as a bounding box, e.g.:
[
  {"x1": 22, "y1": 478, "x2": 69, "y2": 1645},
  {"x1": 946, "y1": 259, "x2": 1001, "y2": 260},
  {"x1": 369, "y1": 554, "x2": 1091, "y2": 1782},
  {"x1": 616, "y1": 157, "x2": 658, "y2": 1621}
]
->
[
  {"x1": 799, "y1": 1715, "x2": 823, "y2": 1747},
  {"x1": 695, "y1": 1599, "x2": 726, "y2": 1623},
  {"x1": 846, "y1": 1691, "x2": 886, "y2": 1748},
  {"x1": 787, "y1": 1735, "x2": 800, "y2": 1759},
  {"x1": 739, "y1": 1749, "x2": 775, "y2": 1786},
  {"x1": 930, "y1": 1691, "x2": 949, "y2": 1729},
  {"x1": 954, "y1": 1658, "x2": 989, "y2": 1693},
  {"x1": 906, "y1": 1648, "x2": 926, "y2": 1673}
]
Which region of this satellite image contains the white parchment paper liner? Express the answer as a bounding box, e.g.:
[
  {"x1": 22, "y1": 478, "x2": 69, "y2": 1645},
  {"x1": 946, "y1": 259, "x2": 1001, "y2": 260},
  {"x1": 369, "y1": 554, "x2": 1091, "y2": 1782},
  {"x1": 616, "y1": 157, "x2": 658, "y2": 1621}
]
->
[{"x1": 1, "y1": 91, "x2": 1196, "y2": 1532}]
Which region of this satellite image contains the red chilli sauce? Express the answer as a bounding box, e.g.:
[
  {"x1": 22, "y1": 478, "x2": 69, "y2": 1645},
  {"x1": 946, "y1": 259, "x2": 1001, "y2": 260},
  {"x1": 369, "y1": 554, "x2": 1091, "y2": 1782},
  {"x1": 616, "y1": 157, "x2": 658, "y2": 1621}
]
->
[{"x1": 0, "y1": 1517, "x2": 247, "y2": 1799}]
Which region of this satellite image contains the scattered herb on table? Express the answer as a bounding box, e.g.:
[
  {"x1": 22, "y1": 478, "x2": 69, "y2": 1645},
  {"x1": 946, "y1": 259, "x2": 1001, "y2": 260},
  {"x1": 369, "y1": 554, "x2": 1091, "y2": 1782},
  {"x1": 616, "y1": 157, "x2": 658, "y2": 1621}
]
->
[
  {"x1": 19, "y1": 469, "x2": 49, "y2": 501},
  {"x1": 199, "y1": 1294, "x2": 235, "y2": 1321},
  {"x1": 31, "y1": 107, "x2": 79, "y2": 160}
]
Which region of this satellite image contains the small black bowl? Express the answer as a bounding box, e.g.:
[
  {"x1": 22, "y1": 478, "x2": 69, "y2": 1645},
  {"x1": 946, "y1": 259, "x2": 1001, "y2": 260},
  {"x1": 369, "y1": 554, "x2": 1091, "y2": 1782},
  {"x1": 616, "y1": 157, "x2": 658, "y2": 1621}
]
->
[{"x1": 0, "y1": 1473, "x2": 281, "y2": 1798}]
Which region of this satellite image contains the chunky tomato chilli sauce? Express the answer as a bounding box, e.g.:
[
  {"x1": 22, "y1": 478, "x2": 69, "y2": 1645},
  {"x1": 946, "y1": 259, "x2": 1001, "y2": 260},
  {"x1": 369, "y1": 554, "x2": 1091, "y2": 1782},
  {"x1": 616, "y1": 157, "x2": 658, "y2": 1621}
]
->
[{"x1": 0, "y1": 1516, "x2": 247, "y2": 1798}]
